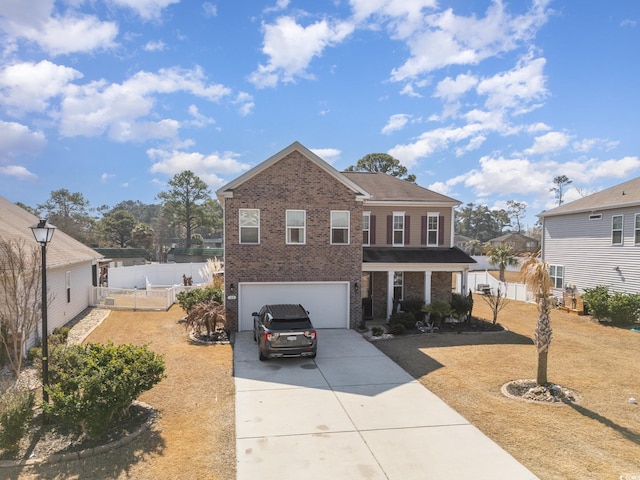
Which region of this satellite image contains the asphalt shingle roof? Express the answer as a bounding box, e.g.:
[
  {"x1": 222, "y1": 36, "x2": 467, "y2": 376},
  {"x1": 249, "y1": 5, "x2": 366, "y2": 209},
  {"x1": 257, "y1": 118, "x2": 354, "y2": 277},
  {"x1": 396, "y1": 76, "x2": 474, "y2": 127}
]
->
[
  {"x1": 363, "y1": 247, "x2": 476, "y2": 264},
  {"x1": 343, "y1": 172, "x2": 460, "y2": 204}
]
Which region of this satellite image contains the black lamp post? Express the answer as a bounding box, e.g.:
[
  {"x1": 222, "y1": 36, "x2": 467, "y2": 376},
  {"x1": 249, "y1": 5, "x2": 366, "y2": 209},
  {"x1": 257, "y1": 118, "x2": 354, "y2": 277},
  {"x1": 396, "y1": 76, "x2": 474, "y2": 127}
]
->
[{"x1": 30, "y1": 219, "x2": 56, "y2": 403}]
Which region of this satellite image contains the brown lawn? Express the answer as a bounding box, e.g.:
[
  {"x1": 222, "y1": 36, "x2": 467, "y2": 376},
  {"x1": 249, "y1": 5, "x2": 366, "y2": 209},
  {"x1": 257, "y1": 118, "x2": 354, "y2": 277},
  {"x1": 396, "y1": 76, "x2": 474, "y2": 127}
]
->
[
  {"x1": 374, "y1": 295, "x2": 640, "y2": 480},
  {"x1": 6, "y1": 306, "x2": 236, "y2": 480}
]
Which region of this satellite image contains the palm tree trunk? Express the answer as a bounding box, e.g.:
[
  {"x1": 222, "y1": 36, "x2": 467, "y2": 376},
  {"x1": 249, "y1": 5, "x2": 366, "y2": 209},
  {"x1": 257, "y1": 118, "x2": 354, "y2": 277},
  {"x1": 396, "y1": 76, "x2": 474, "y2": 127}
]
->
[{"x1": 537, "y1": 350, "x2": 548, "y2": 385}]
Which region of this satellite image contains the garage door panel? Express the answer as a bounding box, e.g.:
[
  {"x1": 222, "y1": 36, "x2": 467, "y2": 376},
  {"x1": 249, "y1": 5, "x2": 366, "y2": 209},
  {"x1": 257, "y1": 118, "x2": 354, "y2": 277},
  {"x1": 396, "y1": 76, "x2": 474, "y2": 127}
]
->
[{"x1": 238, "y1": 282, "x2": 349, "y2": 331}]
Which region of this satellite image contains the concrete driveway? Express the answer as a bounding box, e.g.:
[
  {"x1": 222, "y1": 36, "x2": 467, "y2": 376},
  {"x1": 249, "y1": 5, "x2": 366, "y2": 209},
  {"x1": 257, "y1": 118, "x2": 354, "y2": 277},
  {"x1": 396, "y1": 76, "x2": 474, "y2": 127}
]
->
[{"x1": 234, "y1": 329, "x2": 537, "y2": 480}]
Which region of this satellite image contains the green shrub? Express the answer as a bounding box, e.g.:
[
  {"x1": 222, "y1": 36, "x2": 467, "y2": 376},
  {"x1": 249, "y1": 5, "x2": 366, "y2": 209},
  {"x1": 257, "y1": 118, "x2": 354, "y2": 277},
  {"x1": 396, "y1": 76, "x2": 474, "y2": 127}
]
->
[
  {"x1": 388, "y1": 323, "x2": 406, "y2": 335},
  {"x1": 176, "y1": 287, "x2": 223, "y2": 314},
  {"x1": 0, "y1": 388, "x2": 35, "y2": 453},
  {"x1": 53, "y1": 327, "x2": 70, "y2": 342},
  {"x1": 450, "y1": 292, "x2": 473, "y2": 320},
  {"x1": 388, "y1": 311, "x2": 416, "y2": 330},
  {"x1": 371, "y1": 326, "x2": 384, "y2": 337},
  {"x1": 45, "y1": 342, "x2": 166, "y2": 438},
  {"x1": 608, "y1": 292, "x2": 640, "y2": 325},
  {"x1": 582, "y1": 286, "x2": 610, "y2": 320},
  {"x1": 422, "y1": 300, "x2": 453, "y2": 327},
  {"x1": 26, "y1": 346, "x2": 41, "y2": 364}
]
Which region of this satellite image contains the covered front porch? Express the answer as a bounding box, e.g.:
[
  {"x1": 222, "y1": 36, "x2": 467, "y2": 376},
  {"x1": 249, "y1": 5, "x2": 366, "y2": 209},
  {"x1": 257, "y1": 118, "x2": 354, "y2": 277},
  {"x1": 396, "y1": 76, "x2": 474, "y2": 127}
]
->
[{"x1": 361, "y1": 247, "x2": 476, "y2": 322}]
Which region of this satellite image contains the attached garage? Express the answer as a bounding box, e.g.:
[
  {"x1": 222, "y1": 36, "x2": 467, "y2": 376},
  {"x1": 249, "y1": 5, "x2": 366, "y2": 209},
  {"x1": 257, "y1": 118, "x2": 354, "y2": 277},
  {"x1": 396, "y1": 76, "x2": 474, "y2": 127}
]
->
[{"x1": 237, "y1": 282, "x2": 350, "y2": 331}]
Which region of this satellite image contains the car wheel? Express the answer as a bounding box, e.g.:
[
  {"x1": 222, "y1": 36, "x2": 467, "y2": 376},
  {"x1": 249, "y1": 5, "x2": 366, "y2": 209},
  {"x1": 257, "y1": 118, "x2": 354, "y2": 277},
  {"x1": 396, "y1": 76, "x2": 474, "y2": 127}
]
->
[
  {"x1": 310, "y1": 352, "x2": 317, "y2": 359},
  {"x1": 259, "y1": 349, "x2": 267, "y2": 361}
]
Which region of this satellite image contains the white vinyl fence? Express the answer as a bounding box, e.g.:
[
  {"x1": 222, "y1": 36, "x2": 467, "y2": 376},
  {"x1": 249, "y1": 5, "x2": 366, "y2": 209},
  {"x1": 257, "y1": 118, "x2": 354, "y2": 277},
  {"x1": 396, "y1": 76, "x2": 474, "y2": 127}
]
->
[
  {"x1": 89, "y1": 284, "x2": 202, "y2": 311},
  {"x1": 457, "y1": 271, "x2": 533, "y2": 303}
]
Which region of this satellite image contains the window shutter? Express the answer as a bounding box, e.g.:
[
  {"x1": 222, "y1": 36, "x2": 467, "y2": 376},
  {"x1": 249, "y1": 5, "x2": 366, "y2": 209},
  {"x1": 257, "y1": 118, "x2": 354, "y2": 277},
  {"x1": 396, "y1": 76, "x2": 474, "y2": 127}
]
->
[
  {"x1": 405, "y1": 215, "x2": 410, "y2": 245},
  {"x1": 438, "y1": 216, "x2": 445, "y2": 245},
  {"x1": 387, "y1": 215, "x2": 392, "y2": 244},
  {"x1": 370, "y1": 215, "x2": 376, "y2": 245},
  {"x1": 421, "y1": 216, "x2": 427, "y2": 245}
]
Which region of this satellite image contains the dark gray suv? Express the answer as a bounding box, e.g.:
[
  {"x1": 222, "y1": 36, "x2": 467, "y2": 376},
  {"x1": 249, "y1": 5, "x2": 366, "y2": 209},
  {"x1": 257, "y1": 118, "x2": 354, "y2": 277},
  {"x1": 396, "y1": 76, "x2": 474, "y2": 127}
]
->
[{"x1": 252, "y1": 304, "x2": 317, "y2": 361}]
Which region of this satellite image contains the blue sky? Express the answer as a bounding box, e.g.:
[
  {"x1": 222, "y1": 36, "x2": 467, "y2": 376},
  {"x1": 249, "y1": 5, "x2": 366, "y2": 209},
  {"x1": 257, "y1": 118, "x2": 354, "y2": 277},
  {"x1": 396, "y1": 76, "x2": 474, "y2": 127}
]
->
[{"x1": 1, "y1": 0, "x2": 639, "y2": 230}]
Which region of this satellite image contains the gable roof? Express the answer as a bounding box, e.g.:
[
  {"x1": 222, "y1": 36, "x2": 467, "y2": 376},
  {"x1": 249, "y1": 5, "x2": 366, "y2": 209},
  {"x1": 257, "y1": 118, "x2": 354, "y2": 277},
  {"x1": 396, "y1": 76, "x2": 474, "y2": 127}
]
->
[
  {"x1": 216, "y1": 141, "x2": 370, "y2": 201},
  {"x1": 343, "y1": 172, "x2": 461, "y2": 206},
  {"x1": 540, "y1": 176, "x2": 640, "y2": 218},
  {"x1": 0, "y1": 196, "x2": 102, "y2": 269},
  {"x1": 487, "y1": 232, "x2": 538, "y2": 243}
]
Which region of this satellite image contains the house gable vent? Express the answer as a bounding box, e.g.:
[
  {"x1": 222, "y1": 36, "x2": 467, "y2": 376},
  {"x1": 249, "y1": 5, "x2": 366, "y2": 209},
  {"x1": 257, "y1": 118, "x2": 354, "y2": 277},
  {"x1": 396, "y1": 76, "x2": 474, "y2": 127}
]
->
[{"x1": 589, "y1": 213, "x2": 602, "y2": 220}]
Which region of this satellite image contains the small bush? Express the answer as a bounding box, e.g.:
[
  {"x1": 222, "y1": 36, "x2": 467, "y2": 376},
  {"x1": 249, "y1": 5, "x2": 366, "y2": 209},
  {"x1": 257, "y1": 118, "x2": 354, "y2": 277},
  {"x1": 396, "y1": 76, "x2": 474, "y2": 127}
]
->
[
  {"x1": 582, "y1": 286, "x2": 610, "y2": 320},
  {"x1": 46, "y1": 342, "x2": 166, "y2": 437},
  {"x1": 176, "y1": 287, "x2": 223, "y2": 314},
  {"x1": 388, "y1": 311, "x2": 416, "y2": 330},
  {"x1": 451, "y1": 292, "x2": 473, "y2": 321},
  {"x1": 53, "y1": 327, "x2": 70, "y2": 342},
  {"x1": 388, "y1": 323, "x2": 406, "y2": 335},
  {"x1": 26, "y1": 346, "x2": 41, "y2": 363},
  {"x1": 608, "y1": 292, "x2": 640, "y2": 325},
  {"x1": 371, "y1": 326, "x2": 384, "y2": 337},
  {"x1": 0, "y1": 388, "x2": 35, "y2": 453}
]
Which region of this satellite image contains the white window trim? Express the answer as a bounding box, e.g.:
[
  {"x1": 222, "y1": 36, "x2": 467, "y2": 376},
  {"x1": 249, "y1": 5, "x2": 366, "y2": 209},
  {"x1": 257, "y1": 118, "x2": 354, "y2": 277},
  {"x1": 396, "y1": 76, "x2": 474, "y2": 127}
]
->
[
  {"x1": 635, "y1": 214, "x2": 640, "y2": 245},
  {"x1": 392, "y1": 212, "x2": 404, "y2": 247},
  {"x1": 549, "y1": 265, "x2": 564, "y2": 290},
  {"x1": 286, "y1": 210, "x2": 306, "y2": 245},
  {"x1": 427, "y1": 212, "x2": 439, "y2": 246},
  {"x1": 239, "y1": 208, "x2": 260, "y2": 245},
  {"x1": 331, "y1": 210, "x2": 350, "y2": 245},
  {"x1": 612, "y1": 214, "x2": 623, "y2": 246},
  {"x1": 363, "y1": 211, "x2": 370, "y2": 246}
]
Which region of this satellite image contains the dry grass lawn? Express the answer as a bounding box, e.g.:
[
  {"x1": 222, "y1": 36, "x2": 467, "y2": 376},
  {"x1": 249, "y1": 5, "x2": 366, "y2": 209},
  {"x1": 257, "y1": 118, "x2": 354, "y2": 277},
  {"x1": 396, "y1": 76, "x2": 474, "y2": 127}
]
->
[
  {"x1": 6, "y1": 306, "x2": 235, "y2": 480},
  {"x1": 375, "y1": 295, "x2": 640, "y2": 480}
]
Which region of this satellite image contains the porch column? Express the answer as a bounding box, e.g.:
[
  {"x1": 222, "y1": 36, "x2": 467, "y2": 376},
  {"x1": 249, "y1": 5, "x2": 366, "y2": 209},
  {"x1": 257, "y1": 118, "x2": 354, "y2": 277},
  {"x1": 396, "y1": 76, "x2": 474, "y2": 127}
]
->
[
  {"x1": 387, "y1": 270, "x2": 395, "y2": 319},
  {"x1": 461, "y1": 268, "x2": 469, "y2": 295},
  {"x1": 424, "y1": 270, "x2": 432, "y2": 304}
]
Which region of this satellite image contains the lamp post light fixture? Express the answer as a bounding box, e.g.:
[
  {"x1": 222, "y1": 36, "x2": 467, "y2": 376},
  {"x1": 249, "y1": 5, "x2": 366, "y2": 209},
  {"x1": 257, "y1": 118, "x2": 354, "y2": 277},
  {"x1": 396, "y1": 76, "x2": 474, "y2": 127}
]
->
[{"x1": 30, "y1": 219, "x2": 56, "y2": 404}]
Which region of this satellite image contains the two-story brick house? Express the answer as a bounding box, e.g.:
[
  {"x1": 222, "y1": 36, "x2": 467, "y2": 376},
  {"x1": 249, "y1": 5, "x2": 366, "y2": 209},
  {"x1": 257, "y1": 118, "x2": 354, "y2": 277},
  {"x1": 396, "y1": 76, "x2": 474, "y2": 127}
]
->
[{"x1": 216, "y1": 142, "x2": 475, "y2": 331}]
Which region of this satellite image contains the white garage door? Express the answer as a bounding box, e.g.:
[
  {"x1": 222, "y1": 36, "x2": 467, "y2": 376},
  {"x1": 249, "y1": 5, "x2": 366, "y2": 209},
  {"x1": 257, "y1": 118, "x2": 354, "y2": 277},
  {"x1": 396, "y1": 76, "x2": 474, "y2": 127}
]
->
[{"x1": 238, "y1": 282, "x2": 350, "y2": 331}]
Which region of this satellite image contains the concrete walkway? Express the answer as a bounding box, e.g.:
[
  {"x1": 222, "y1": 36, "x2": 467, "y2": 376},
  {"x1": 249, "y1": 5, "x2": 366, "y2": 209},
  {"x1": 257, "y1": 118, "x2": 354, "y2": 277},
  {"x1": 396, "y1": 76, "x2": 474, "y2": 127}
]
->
[{"x1": 234, "y1": 329, "x2": 538, "y2": 480}]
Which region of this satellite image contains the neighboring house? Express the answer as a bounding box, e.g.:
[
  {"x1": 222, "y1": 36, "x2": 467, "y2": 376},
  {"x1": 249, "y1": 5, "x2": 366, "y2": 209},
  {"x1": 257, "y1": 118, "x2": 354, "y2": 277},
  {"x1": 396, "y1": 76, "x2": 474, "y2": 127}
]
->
[
  {"x1": 0, "y1": 196, "x2": 103, "y2": 349},
  {"x1": 454, "y1": 234, "x2": 474, "y2": 252},
  {"x1": 94, "y1": 248, "x2": 150, "y2": 267},
  {"x1": 487, "y1": 232, "x2": 539, "y2": 254},
  {"x1": 216, "y1": 142, "x2": 476, "y2": 331},
  {"x1": 540, "y1": 176, "x2": 640, "y2": 299},
  {"x1": 167, "y1": 246, "x2": 224, "y2": 263}
]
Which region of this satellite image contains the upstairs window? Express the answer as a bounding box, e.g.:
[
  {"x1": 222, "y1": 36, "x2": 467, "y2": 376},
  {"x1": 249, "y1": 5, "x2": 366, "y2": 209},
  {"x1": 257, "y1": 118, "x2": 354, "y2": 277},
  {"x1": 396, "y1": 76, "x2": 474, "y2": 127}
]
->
[
  {"x1": 331, "y1": 211, "x2": 350, "y2": 244},
  {"x1": 612, "y1": 215, "x2": 623, "y2": 245},
  {"x1": 393, "y1": 213, "x2": 404, "y2": 246},
  {"x1": 286, "y1": 210, "x2": 306, "y2": 244},
  {"x1": 549, "y1": 265, "x2": 564, "y2": 289},
  {"x1": 239, "y1": 209, "x2": 259, "y2": 244},
  {"x1": 427, "y1": 214, "x2": 439, "y2": 246},
  {"x1": 362, "y1": 212, "x2": 370, "y2": 246},
  {"x1": 636, "y1": 214, "x2": 640, "y2": 245}
]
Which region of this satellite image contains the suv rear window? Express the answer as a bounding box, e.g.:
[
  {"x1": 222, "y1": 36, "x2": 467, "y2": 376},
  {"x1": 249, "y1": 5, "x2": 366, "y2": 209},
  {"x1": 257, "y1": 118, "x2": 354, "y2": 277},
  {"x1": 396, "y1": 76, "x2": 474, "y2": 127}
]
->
[{"x1": 269, "y1": 319, "x2": 313, "y2": 330}]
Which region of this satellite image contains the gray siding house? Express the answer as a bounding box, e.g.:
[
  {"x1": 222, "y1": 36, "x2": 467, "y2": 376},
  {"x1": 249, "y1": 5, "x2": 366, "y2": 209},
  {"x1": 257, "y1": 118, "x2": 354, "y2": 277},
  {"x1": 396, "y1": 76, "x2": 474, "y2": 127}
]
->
[{"x1": 540, "y1": 176, "x2": 640, "y2": 300}]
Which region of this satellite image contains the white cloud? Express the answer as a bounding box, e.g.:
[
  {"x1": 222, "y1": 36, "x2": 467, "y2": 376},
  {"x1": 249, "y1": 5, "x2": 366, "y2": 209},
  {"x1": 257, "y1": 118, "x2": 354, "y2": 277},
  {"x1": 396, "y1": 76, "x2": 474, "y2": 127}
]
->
[
  {"x1": 0, "y1": 2, "x2": 118, "y2": 56},
  {"x1": 147, "y1": 148, "x2": 251, "y2": 188},
  {"x1": 310, "y1": 148, "x2": 341, "y2": 164},
  {"x1": 59, "y1": 66, "x2": 232, "y2": 141},
  {"x1": 0, "y1": 164, "x2": 38, "y2": 181},
  {"x1": 203, "y1": 2, "x2": 218, "y2": 17},
  {"x1": 524, "y1": 131, "x2": 570, "y2": 155},
  {"x1": 249, "y1": 16, "x2": 355, "y2": 88},
  {"x1": 620, "y1": 19, "x2": 637, "y2": 28},
  {"x1": 0, "y1": 120, "x2": 46, "y2": 155},
  {"x1": 109, "y1": 0, "x2": 180, "y2": 20},
  {"x1": 434, "y1": 73, "x2": 477, "y2": 102},
  {"x1": 382, "y1": 114, "x2": 411, "y2": 134},
  {"x1": 476, "y1": 56, "x2": 548, "y2": 113},
  {"x1": 0, "y1": 60, "x2": 82, "y2": 115},
  {"x1": 101, "y1": 172, "x2": 115, "y2": 183},
  {"x1": 143, "y1": 40, "x2": 166, "y2": 52},
  {"x1": 389, "y1": 0, "x2": 551, "y2": 81}
]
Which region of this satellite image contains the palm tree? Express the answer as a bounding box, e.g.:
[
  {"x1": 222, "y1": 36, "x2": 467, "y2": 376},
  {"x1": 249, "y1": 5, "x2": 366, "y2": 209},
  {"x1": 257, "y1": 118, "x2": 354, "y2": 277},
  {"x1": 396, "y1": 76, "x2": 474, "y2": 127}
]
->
[
  {"x1": 487, "y1": 245, "x2": 518, "y2": 282},
  {"x1": 520, "y1": 255, "x2": 553, "y2": 386}
]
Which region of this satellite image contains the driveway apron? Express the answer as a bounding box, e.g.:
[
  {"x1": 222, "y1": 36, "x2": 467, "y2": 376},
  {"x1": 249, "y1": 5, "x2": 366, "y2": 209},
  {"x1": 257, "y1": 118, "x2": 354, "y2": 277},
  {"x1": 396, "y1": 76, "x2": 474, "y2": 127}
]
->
[{"x1": 234, "y1": 329, "x2": 538, "y2": 480}]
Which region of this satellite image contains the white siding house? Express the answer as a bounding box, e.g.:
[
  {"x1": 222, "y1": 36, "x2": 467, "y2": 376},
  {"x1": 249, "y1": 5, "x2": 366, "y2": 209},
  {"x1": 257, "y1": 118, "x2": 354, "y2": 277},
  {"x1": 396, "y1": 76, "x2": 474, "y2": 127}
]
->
[
  {"x1": 540, "y1": 177, "x2": 640, "y2": 298},
  {"x1": 0, "y1": 196, "x2": 103, "y2": 350}
]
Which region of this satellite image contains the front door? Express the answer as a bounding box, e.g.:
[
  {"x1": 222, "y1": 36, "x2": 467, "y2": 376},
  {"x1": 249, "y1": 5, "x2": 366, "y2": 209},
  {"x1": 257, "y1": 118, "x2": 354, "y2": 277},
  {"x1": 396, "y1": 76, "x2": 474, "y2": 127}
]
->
[{"x1": 361, "y1": 272, "x2": 372, "y2": 320}]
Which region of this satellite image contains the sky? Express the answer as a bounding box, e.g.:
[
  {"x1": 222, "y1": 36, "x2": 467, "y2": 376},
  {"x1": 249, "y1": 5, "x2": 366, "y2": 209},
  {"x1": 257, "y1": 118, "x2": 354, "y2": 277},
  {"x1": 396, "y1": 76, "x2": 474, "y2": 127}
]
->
[{"x1": 1, "y1": 0, "x2": 640, "y2": 230}]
